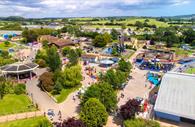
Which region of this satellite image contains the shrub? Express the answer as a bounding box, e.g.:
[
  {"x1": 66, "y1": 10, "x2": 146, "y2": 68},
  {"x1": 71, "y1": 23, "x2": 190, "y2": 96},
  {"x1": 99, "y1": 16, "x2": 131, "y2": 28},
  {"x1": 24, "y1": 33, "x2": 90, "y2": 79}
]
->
[
  {"x1": 120, "y1": 99, "x2": 142, "y2": 120},
  {"x1": 124, "y1": 118, "x2": 160, "y2": 127},
  {"x1": 60, "y1": 117, "x2": 85, "y2": 127},
  {"x1": 14, "y1": 84, "x2": 26, "y2": 95}
]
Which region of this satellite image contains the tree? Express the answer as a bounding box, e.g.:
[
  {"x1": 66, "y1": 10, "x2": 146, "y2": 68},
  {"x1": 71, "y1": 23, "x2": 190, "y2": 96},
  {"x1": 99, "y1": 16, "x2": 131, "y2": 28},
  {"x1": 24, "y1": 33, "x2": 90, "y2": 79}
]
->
[
  {"x1": 183, "y1": 28, "x2": 195, "y2": 45},
  {"x1": 111, "y1": 29, "x2": 120, "y2": 40},
  {"x1": 102, "y1": 69, "x2": 127, "y2": 90},
  {"x1": 164, "y1": 31, "x2": 179, "y2": 48},
  {"x1": 22, "y1": 29, "x2": 38, "y2": 43},
  {"x1": 56, "y1": 117, "x2": 86, "y2": 127},
  {"x1": 80, "y1": 98, "x2": 108, "y2": 127},
  {"x1": 46, "y1": 46, "x2": 61, "y2": 72},
  {"x1": 39, "y1": 72, "x2": 54, "y2": 92},
  {"x1": 93, "y1": 35, "x2": 107, "y2": 47},
  {"x1": 42, "y1": 40, "x2": 49, "y2": 48},
  {"x1": 118, "y1": 58, "x2": 132, "y2": 73},
  {"x1": 82, "y1": 82, "x2": 117, "y2": 112},
  {"x1": 103, "y1": 32, "x2": 112, "y2": 44},
  {"x1": 54, "y1": 65, "x2": 82, "y2": 89},
  {"x1": 135, "y1": 21, "x2": 143, "y2": 28},
  {"x1": 121, "y1": 24, "x2": 127, "y2": 30},
  {"x1": 67, "y1": 49, "x2": 80, "y2": 66},
  {"x1": 62, "y1": 47, "x2": 71, "y2": 56},
  {"x1": 4, "y1": 41, "x2": 10, "y2": 46},
  {"x1": 120, "y1": 99, "x2": 141, "y2": 120}
]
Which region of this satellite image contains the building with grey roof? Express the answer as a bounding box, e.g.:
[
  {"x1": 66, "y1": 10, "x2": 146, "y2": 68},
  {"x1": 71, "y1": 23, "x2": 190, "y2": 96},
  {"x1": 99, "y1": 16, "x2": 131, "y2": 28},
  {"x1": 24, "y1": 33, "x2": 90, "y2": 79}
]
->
[{"x1": 154, "y1": 72, "x2": 195, "y2": 123}]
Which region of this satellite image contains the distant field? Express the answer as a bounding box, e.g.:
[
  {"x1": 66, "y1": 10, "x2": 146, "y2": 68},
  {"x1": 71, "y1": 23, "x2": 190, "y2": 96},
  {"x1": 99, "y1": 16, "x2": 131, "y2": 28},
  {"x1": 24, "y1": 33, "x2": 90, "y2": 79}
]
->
[
  {"x1": 85, "y1": 25, "x2": 122, "y2": 29},
  {"x1": 0, "y1": 94, "x2": 36, "y2": 116},
  {"x1": 0, "y1": 116, "x2": 52, "y2": 127},
  {"x1": 76, "y1": 18, "x2": 169, "y2": 28},
  {"x1": 122, "y1": 18, "x2": 169, "y2": 27}
]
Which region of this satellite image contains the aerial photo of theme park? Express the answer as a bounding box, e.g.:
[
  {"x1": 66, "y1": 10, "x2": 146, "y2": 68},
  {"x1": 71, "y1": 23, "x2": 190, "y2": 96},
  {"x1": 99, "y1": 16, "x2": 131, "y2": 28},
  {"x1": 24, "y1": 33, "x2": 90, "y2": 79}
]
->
[{"x1": 0, "y1": 1, "x2": 195, "y2": 127}]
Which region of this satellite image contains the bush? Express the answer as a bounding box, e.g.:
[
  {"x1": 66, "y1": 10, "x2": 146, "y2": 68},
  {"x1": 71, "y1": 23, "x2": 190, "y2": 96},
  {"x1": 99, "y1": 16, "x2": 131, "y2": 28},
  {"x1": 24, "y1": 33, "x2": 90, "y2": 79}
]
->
[
  {"x1": 120, "y1": 99, "x2": 142, "y2": 120},
  {"x1": 14, "y1": 84, "x2": 26, "y2": 95},
  {"x1": 124, "y1": 118, "x2": 160, "y2": 127},
  {"x1": 58, "y1": 117, "x2": 86, "y2": 127}
]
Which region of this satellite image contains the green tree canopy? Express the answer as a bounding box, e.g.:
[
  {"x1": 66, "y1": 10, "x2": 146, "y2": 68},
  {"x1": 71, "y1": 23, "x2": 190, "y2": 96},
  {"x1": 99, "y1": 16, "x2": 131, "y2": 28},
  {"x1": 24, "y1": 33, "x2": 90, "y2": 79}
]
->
[
  {"x1": 92, "y1": 33, "x2": 112, "y2": 47},
  {"x1": 118, "y1": 58, "x2": 132, "y2": 73},
  {"x1": 54, "y1": 65, "x2": 82, "y2": 91},
  {"x1": 39, "y1": 72, "x2": 54, "y2": 92},
  {"x1": 82, "y1": 82, "x2": 117, "y2": 112},
  {"x1": 102, "y1": 69, "x2": 126, "y2": 90},
  {"x1": 80, "y1": 98, "x2": 108, "y2": 127},
  {"x1": 111, "y1": 29, "x2": 120, "y2": 40},
  {"x1": 62, "y1": 47, "x2": 71, "y2": 56},
  {"x1": 67, "y1": 49, "x2": 81, "y2": 66},
  {"x1": 46, "y1": 46, "x2": 61, "y2": 72}
]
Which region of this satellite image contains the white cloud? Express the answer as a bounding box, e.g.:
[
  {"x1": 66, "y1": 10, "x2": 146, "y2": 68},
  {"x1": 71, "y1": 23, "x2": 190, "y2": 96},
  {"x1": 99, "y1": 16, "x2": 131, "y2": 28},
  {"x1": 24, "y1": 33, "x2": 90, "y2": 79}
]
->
[{"x1": 0, "y1": 0, "x2": 193, "y2": 17}]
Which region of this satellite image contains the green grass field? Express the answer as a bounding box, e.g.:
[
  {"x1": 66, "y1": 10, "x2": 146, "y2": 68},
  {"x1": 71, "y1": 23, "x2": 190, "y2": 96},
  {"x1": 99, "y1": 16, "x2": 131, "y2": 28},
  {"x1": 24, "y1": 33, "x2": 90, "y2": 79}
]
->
[
  {"x1": 185, "y1": 68, "x2": 195, "y2": 74},
  {"x1": 123, "y1": 18, "x2": 169, "y2": 27},
  {"x1": 78, "y1": 18, "x2": 169, "y2": 28},
  {"x1": 0, "y1": 116, "x2": 52, "y2": 127},
  {"x1": 0, "y1": 94, "x2": 36, "y2": 116},
  {"x1": 53, "y1": 85, "x2": 81, "y2": 103},
  {"x1": 0, "y1": 42, "x2": 16, "y2": 51}
]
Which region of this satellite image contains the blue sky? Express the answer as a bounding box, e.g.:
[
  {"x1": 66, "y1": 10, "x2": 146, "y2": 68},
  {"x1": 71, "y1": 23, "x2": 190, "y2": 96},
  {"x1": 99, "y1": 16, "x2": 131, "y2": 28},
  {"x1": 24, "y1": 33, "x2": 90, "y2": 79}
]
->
[{"x1": 0, "y1": 0, "x2": 194, "y2": 18}]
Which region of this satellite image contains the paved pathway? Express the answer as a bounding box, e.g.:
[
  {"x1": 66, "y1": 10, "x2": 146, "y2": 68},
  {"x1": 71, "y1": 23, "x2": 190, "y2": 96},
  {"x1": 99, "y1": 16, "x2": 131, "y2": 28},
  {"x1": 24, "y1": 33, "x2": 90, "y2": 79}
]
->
[{"x1": 25, "y1": 64, "x2": 95, "y2": 122}]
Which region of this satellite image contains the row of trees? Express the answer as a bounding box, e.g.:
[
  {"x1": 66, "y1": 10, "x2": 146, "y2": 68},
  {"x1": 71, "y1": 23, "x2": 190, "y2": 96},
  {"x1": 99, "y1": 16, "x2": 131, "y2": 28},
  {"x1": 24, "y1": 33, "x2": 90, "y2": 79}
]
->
[
  {"x1": 138, "y1": 26, "x2": 195, "y2": 47},
  {"x1": 22, "y1": 28, "x2": 55, "y2": 43}
]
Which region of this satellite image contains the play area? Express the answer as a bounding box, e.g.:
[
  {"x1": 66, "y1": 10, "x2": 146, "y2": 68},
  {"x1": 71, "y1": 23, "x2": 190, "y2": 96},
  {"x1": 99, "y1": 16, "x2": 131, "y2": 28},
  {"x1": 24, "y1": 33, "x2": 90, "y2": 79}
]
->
[
  {"x1": 135, "y1": 49, "x2": 175, "y2": 72},
  {"x1": 146, "y1": 72, "x2": 161, "y2": 87}
]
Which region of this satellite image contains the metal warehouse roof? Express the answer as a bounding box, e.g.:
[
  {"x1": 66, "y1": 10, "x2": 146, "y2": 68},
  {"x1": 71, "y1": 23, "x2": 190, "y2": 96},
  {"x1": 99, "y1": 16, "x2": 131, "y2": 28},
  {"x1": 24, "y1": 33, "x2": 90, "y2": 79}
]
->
[{"x1": 154, "y1": 72, "x2": 195, "y2": 120}]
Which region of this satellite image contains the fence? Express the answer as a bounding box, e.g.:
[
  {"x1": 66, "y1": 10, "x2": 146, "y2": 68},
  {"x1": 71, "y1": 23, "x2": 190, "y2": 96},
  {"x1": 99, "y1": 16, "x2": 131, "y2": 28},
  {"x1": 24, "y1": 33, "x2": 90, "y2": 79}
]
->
[{"x1": 0, "y1": 111, "x2": 43, "y2": 123}]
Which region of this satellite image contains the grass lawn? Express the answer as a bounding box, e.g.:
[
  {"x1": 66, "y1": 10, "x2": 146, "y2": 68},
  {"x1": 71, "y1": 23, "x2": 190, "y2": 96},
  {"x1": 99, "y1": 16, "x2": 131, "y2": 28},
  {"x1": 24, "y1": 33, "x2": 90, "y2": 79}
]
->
[
  {"x1": 0, "y1": 42, "x2": 16, "y2": 51},
  {"x1": 0, "y1": 94, "x2": 36, "y2": 116},
  {"x1": 0, "y1": 116, "x2": 52, "y2": 127},
  {"x1": 53, "y1": 85, "x2": 81, "y2": 103},
  {"x1": 185, "y1": 68, "x2": 195, "y2": 74}
]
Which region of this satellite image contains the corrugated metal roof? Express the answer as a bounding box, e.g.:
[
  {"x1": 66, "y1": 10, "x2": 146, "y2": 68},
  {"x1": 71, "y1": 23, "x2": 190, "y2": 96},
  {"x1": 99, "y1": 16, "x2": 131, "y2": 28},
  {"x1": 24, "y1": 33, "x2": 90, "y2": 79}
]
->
[{"x1": 154, "y1": 72, "x2": 195, "y2": 120}]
